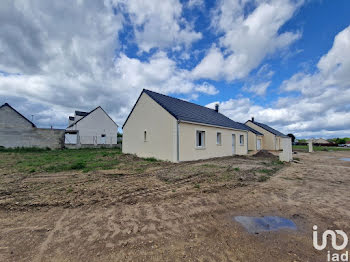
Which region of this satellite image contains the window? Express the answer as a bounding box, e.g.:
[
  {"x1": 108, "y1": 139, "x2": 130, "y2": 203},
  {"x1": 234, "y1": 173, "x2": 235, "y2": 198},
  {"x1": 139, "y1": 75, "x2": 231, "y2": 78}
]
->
[
  {"x1": 196, "y1": 131, "x2": 205, "y2": 148},
  {"x1": 101, "y1": 134, "x2": 106, "y2": 144},
  {"x1": 240, "y1": 135, "x2": 244, "y2": 145},
  {"x1": 144, "y1": 130, "x2": 147, "y2": 142},
  {"x1": 216, "y1": 132, "x2": 222, "y2": 145}
]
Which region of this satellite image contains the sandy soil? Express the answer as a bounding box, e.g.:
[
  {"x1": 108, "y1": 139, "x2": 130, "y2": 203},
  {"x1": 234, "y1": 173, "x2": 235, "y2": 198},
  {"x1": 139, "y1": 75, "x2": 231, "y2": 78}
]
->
[{"x1": 0, "y1": 151, "x2": 350, "y2": 261}]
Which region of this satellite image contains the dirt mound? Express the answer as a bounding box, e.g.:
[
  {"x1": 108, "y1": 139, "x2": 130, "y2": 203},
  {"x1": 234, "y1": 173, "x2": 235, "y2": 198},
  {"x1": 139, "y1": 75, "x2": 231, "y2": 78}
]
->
[{"x1": 253, "y1": 150, "x2": 277, "y2": 158}]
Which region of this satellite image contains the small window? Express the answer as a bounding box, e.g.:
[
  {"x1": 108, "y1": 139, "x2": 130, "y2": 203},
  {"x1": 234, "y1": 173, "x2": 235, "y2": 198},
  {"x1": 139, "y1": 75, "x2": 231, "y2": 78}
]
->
[
  {"x1": 240, "y1": 135, "x2": 244, "y2": 145},
  {"x1": 144, "y1": 130, "x2": 147, "y2": 142},
  {"x1": 196, "y1": 131, "x2": 205, "y2": 148},
  {"x1": 101, "y1": 134, "x2": 106, "y2": 144},
  {"x1": 216, "y1": 132, "x2": 222, "y2": 145}
]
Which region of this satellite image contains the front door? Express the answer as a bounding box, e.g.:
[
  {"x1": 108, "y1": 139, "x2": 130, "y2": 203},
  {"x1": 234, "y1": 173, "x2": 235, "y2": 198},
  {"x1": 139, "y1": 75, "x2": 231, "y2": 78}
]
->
[
  {"x1": 232, "y1": 134, "x2": 236, "y2": 155},
  {"x1": 257, "y1": 139, "x2": 261, "y2": 150}
]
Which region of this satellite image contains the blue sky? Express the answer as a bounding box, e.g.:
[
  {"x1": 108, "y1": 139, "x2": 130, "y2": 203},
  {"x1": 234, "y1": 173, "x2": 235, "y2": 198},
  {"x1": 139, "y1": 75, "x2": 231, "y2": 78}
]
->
[{"x1": 0, "y1": 0, "x2": 349, "y2": 138}]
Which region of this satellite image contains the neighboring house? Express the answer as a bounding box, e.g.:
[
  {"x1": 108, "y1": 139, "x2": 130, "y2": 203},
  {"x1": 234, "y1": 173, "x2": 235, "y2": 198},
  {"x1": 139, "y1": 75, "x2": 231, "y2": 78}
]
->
[
  {"x1": 66, "y1": 106, "x2": 118, "y2": 147},
  {"x1": 245, "y1": 118, "x2": 290, "y2": 151},
  {"x1": 0, "y1": 103, "x2": 64, "y2": 149},
  {"x1": 244, "y1": 125, "x2": 264, "y2": 151},
  {"x1": 123, "y1": 89, "x2": 250, "y2": 162},
  {"x1": 312, "y1": 138, "x2": 332, "y2": 144}
]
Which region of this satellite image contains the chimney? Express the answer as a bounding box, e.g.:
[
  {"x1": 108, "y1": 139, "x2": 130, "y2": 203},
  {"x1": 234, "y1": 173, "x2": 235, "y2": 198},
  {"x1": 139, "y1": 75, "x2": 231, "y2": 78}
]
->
[
  {"x1": 215, "y1": 104, "x2": 219, "y2": 113},
  {"x1": 251, "y1": 117, "x2": 254, "y2": 122}
]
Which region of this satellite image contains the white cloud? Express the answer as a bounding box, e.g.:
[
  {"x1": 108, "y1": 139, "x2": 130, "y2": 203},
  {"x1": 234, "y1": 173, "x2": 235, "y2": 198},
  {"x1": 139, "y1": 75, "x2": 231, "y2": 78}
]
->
[
  {"x1": 114, "y1": 0, "x2": 202, "y2": 52},
  {"x1": 0, "y1": 0, "x2": 213, "y2": 128},
  {"x1": 187, "y1": 0, "x2": 205, "y2": 8},
  {"x1": 206, "y1": 25, "x2": 350, "y2": 138},
  {"x1": 243, "y1": 81, "x2": 271, "y2": 96},
  {"x1": 192, "y1": 0, "x2": 303, "y2": 81}
]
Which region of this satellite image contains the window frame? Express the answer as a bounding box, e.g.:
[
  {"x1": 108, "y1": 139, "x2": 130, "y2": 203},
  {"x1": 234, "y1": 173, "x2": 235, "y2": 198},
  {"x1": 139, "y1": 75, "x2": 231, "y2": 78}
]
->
[
  {"x1": 196, "y1": 130, "x2": 206, "y2": 148},
  {"x1": 216, "y1": 132, "x2": 222, "y2": 145},
  {"x1": 144, "y1": 130, "x2": 147, "y2": 142},
  {"x1": 240, "y1": 134, "x2": 244, "y2": 145}
]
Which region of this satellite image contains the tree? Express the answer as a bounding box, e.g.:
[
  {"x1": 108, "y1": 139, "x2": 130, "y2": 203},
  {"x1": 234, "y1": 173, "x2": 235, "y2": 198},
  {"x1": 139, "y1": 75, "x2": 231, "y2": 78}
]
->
[{"x1": 287, "y1": 133, "x2": 296, "y2": 143}]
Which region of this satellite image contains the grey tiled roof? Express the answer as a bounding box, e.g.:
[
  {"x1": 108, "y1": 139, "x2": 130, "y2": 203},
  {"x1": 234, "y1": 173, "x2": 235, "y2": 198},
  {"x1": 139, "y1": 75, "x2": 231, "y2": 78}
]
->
[
  {"x1": 246, "y1": 120, "x2": 288, "y2": 137},
  {"x1": 243, "y1": 124, "x2": 264, "y2": 136},
  {"x1": 129, "y1": 89, "x2": 249, "y2": 131}
]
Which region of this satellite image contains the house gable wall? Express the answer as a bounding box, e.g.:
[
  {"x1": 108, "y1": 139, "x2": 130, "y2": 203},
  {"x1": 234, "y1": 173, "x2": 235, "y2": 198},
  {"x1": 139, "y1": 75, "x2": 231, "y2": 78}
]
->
[
  {"x1": 122, "y1": 93, "x2": 177, "y2": 162},
  {"x1": 0, "y1": 105, "x2": 33, "y2": 129},
  {"x1": 67, "y1": 107, "x2": 118, "y2": 145},
  {"x1": 246, "y1": 121, "x2": 277, "y2": 150}
]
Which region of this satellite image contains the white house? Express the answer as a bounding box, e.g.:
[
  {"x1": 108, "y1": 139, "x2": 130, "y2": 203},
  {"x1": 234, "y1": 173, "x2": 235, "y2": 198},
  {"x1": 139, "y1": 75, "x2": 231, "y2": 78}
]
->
[
  {"x1": 122, "y1": 89, "x2": 251, "y2": 162},
  {"x1": 65, "y1": 106, "x2": 118, "y2": 146}
]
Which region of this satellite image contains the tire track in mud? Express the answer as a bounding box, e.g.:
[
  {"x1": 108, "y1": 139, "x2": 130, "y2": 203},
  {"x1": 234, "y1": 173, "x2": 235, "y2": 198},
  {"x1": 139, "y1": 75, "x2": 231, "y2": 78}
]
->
[{"x1": 34, "y1": 209, "x2": 69, "y2": 262}]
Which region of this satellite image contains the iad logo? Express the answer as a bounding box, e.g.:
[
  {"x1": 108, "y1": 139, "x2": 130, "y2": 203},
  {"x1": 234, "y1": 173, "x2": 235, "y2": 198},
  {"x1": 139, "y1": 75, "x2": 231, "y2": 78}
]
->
[{"x1": 313, "y1": 225, "x2": 349, "y2": 261}]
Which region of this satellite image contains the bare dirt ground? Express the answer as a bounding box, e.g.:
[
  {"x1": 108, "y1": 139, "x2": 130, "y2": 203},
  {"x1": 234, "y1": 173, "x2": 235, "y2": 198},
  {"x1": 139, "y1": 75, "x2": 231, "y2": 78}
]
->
[{"x1": 0, "y1": 150, "x2": 350, "y2": 261}]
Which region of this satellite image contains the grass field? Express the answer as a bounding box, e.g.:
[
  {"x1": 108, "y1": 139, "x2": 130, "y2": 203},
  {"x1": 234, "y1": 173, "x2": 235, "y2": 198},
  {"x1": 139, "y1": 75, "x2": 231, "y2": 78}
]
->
[
  {"x1": 293, "y1": 145, "x2": 350, "y2": 151},
  {"x1": 0, "y1": 147, "x2": 157, "y2": 174}
]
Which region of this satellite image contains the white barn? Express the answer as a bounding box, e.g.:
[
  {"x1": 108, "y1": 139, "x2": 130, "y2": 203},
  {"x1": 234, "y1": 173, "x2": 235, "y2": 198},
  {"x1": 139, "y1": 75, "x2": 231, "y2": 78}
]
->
[{"x1": 65, "y1": 106, "x2": 118, "y2": 147}]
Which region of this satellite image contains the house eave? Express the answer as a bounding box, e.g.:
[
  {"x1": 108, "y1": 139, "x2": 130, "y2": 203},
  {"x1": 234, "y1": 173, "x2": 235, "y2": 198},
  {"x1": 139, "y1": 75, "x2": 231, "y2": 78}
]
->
[{"x1": 179, "y1": 120, "x2": 249, "y2": 133}]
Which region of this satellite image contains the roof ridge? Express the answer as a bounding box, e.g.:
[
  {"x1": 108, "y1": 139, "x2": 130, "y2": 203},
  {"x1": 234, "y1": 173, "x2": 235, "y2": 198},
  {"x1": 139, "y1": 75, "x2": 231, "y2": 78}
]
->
[
  {"x1": 144, "y1": 89, "x2": 217, "y2": 112},
  {"x1": 246, "y1": 119, "x2": 287, "y2": 137},
  {"x1": 142, "y1": 89, "x2": 249, "y2": 131}
]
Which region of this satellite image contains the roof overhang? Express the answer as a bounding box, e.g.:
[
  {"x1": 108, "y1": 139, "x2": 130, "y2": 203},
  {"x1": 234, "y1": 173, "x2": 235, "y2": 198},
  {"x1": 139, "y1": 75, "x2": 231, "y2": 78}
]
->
[{"x1": 179, "y1": 120, "x2": 249, "y2": 132}]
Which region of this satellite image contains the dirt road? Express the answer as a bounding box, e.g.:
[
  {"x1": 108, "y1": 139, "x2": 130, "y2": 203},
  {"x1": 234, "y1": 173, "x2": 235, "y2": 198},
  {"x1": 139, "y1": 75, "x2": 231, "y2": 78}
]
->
[{"x1": 0, "y1": 151, "x2": 349, "y2": 261}]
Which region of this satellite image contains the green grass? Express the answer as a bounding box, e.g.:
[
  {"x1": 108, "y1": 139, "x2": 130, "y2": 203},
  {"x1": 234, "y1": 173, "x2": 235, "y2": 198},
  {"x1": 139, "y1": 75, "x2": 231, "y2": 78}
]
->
[
  {"x1": 0, "y1": 148, "x2": 122, "y2": 173},
  {"x1": 257, "y1": 169, "x2": 272, "y2": 174},
  {"x1": 142, "y1": 157, "x2": 158, "y2": 162},
  {"x1": 0, "y1": 147, "x2": 51, "y2": 153},
  {"x1": 293, "y1": 145, "x2": 350, "y2": 151}
]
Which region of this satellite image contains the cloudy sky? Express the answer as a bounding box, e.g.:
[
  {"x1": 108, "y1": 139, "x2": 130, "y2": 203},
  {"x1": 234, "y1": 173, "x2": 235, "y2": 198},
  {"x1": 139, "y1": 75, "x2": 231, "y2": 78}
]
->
[{"x1": 0, "y1": 0, "x2": 349, "y2": 138}]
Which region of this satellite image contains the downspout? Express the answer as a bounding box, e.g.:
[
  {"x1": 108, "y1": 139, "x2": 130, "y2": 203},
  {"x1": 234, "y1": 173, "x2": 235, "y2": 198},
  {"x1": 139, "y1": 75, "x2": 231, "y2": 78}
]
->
[
  {"x1": 246, "y1": 131, "x2": 248, "y2": 154},
  {"x1": 176, "y1": 120, "x2": 180, "y2": 162}
]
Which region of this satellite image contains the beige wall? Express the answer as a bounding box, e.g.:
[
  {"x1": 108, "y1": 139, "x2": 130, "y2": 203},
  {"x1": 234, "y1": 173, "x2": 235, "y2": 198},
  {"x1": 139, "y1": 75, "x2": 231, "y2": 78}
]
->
[
  {"x1": 122, "y1": 93, "x2": 177, "y2": 162},
  {"x1": 246, "y1": 121, "x2": 277, "y2": 150},
  {"x1": 178, "y1": 122, "x2": 248, "y2": 161},
  {"x1": 247, "y1": 131, "x2": 263, "y2": 151}
]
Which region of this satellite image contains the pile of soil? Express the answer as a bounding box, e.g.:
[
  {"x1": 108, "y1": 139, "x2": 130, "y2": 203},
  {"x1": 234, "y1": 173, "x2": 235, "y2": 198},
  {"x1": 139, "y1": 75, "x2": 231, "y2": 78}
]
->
[{"x1": 253, "y1": 150, "x2": 277, "y2": 158}]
